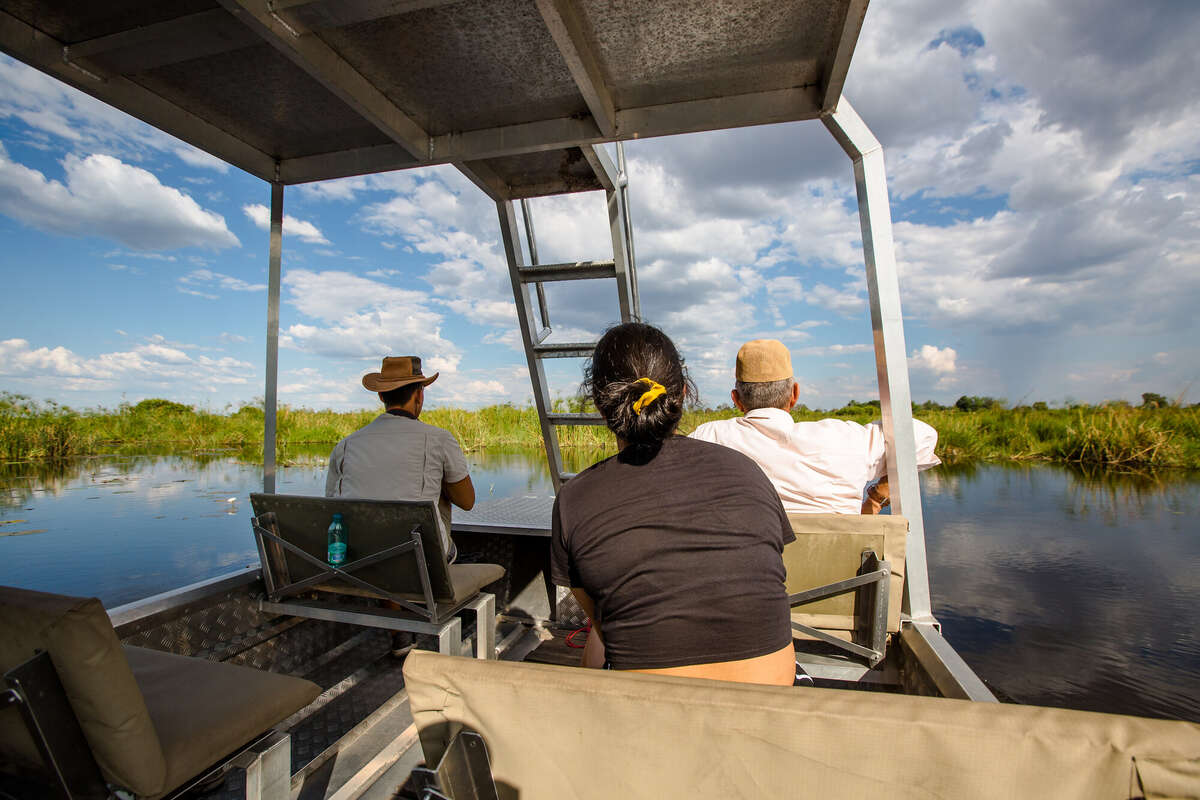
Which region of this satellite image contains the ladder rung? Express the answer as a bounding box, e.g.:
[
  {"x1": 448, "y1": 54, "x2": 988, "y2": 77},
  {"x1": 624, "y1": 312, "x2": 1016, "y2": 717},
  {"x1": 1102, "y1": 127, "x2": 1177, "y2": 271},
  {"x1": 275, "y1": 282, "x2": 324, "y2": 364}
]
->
[
  {"x1": 533, "y1": 342, "x2": 596, "y2": 359},
  {"x1": 546, "y1": 413, "x2": 604, "y2": 426},
  {"x1": 517, "y1": 261, "x2": 616, "y2": 283}
]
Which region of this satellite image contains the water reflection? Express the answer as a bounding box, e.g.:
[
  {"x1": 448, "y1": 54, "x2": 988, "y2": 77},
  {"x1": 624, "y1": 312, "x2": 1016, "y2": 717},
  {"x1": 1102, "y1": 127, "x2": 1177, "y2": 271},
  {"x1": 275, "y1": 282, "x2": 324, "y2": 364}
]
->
[
  {"x1": 0, "y1": 451, "x2": 1196, "y2": 723},
  {"x1": 922, "y1": 461, "x2": 1200, "y2": 722}
]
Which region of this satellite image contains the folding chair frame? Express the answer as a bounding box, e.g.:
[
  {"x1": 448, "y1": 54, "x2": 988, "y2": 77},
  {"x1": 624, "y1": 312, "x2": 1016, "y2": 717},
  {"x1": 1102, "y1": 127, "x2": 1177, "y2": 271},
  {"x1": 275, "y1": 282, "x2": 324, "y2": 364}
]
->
[
  {"x1": 252, "y1": 513, "x2": 497, "y2": 659},
  {"x1": 790, "y1": 549, "x2": 891, "y2": 667}
]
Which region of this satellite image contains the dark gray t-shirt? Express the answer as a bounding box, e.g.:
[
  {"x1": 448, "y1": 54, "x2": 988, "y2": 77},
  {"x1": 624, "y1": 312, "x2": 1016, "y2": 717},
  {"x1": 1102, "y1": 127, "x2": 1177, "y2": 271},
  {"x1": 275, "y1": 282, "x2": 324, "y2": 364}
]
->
[{"x1": 551, "y1": 436, "x2": 795, "y2": 670}]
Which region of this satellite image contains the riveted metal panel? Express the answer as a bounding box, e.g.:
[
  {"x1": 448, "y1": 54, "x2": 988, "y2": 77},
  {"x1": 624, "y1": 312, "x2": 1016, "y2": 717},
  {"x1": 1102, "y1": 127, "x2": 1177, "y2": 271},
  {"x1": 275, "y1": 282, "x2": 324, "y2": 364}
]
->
[
  {"x1": 319, "y1": 0, "x2": 586, "y2": 136},
  {"x1": 578, "y1": 0, "x2": 839, "y2": 111},
  {"x1": 131, "y1": 43, "x2": 392, "y2": 160},
  {"x1": 2, "y1": 0, "x2": 212, "y2": 43}
]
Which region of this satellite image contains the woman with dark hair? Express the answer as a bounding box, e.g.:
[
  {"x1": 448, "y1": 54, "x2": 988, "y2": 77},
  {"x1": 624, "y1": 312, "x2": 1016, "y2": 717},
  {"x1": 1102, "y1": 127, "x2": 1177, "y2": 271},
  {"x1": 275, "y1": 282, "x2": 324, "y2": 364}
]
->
[{"x1": 550, "y1": 322, "x2": 797, "y2": 686}]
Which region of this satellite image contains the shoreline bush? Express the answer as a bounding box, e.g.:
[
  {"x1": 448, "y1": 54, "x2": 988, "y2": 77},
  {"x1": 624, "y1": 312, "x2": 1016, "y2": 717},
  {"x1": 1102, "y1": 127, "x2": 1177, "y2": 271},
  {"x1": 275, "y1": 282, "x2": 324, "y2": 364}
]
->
[{"x1": 1, "y1": 392, "x2": 1197, "y2": 469}]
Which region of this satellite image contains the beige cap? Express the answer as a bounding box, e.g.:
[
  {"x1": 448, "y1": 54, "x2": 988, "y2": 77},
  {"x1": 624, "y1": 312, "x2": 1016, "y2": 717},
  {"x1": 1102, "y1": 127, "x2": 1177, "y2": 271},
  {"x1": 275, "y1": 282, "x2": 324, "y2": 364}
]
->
[{"x1": 735, "y1": 339, "x2": 793, "y2": 383}]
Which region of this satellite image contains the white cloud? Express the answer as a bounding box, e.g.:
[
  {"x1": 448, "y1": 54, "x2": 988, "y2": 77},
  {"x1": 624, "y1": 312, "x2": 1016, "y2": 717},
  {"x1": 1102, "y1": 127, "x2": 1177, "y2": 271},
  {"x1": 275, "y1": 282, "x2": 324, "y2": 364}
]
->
[
  {"x1": 279, "y1": 269, "x2": 460, "y2": 363},
  {"x1": 0, "y1": 336, "x2": 253, "y2": 392},
  {"x1": 910, "y1": 345, "x2": 958, "y2": 374},
  {"x1": 173, "y1": 145, "x2": 229, "y2": 173},
  {"x1": 0, "y1": 145, "x2": 238, "y2": 250},
  {"x1": 242, "y1": 204, "x2": 330, "y2": 245},
  {"x1": 0, "y1": 55, "x2": 240, "y2": 172},
  {"x1": 180, "y1": 268, "x2": 267, "y2": 294}
]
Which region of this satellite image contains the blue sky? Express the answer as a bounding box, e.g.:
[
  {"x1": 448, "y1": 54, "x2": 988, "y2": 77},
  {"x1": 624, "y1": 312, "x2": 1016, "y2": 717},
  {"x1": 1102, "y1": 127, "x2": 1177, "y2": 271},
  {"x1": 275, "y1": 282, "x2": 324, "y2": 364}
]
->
[{"x1": 1, "y1": 0, "x2": 1198, "y2": 412}]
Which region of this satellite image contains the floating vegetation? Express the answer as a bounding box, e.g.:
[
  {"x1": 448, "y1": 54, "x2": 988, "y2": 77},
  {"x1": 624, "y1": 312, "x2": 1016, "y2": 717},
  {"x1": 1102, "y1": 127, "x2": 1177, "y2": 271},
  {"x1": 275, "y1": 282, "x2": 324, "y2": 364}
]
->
[{"x1": 0, "y1": 528, "x2": 46, "y2": 537}]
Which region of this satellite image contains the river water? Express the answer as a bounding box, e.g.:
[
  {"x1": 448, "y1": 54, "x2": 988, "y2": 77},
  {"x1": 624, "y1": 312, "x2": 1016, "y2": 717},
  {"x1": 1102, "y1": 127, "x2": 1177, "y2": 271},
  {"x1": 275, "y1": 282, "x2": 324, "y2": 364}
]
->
[{"x1": 1, "y1": 449, "x2": 1197, "y2": 723}]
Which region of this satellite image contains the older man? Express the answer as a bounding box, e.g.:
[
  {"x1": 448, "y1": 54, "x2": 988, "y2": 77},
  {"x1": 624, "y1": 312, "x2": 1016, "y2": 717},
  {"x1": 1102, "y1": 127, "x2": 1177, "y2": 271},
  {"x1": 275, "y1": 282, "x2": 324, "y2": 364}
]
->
[
  {"x1": 690, "y1": 339, "x2": 939, "y2": 515},
  {"x1": 326, "y1": 355, "x2": 475, "y2": 562}
]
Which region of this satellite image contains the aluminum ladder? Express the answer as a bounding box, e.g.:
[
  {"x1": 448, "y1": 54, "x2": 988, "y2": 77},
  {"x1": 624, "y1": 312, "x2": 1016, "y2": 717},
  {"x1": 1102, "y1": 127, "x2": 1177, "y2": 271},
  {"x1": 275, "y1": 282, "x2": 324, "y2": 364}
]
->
[{"x1": 495, "y1": 142, "x2": 639, "y2": 492}]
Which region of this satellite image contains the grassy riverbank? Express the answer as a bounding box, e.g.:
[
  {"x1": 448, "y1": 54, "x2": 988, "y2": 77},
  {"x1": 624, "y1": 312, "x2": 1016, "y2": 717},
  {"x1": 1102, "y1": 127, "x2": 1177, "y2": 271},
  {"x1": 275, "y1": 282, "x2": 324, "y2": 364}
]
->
[{"x1": 2, "y1": 393, "x2": 1198, "y2": 468}]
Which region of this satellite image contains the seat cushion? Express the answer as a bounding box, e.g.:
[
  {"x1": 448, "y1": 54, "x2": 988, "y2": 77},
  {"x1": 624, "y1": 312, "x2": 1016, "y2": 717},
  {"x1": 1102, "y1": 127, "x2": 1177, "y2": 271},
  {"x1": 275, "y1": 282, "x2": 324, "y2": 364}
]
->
[
  {"x1": 324, "y1": 562, "x2": 505, "y2": 605},
  {"x1": 0, "y1": 586, "x2": 166, "y2": 795},
  {"x1": 445, "y1": 563, "x2": 505, "y2": 603},
  {"x1": 124, "y1": 646, "x2": 321, "y2": 798}
]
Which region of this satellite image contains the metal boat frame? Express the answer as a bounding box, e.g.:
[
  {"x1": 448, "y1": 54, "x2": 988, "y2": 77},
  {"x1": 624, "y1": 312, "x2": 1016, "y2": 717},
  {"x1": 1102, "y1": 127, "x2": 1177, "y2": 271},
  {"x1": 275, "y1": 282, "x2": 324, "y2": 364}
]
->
[{"x1": 0, "y1": 2, "x2": 1006, "y2": 796}]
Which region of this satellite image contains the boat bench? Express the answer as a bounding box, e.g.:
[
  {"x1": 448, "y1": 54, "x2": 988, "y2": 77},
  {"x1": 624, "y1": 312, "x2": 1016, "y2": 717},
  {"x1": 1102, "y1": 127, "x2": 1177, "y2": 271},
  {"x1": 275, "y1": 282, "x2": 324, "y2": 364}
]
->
[
  {"x1": 0, "y1": 585, "x2": 321, "y2": 799},
  {"x1": 249, "y1": 494, "x2": 504, "y2": 659},
  {"x1": 403, "y1": 650, "x2": 1200, "y2": 800},
  {"x1": 784, "y1": 513, "x2": 907, "y2": 676}
]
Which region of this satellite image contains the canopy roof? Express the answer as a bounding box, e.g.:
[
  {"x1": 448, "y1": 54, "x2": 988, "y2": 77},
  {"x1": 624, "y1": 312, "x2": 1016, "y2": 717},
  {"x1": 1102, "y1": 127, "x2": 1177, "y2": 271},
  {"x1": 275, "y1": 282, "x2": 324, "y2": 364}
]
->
[{"x1": 0, "y1": 0, "x2": 867, "y2": 198}]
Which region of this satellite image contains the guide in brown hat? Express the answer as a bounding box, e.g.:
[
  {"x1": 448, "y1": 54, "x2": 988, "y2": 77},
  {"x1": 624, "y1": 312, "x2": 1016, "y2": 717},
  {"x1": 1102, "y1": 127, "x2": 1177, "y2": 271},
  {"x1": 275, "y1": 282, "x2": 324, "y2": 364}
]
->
[
  {"x1": 690, "y1": 339, "x2": 940, "y2": 515},
  {"x1": 325, "y1": 356, "x2": 475, "y2": 566}
]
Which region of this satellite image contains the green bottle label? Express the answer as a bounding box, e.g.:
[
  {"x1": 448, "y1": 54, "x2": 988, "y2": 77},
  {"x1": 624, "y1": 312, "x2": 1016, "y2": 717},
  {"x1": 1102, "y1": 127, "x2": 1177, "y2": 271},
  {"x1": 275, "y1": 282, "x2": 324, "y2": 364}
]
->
[{"x1": 328, "y1": 541, "x2": 347, "y2": 566}]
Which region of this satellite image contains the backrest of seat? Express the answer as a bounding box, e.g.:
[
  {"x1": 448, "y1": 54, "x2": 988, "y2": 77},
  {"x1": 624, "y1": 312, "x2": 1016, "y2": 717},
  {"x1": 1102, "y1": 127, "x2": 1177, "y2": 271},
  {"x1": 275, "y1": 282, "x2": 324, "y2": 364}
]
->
[
  {"x1": 783, "y1": 513, "x2": 907, "y2": 633},
  {"x1": 249, "y1": 493, "x2": 455, "y2": 601},
  {"x1": 0, "y1": 585, "x2": 167, "y2": 796},
  {"x1": 403, "y1": 651, "x2": 1200, "y2": 800}
]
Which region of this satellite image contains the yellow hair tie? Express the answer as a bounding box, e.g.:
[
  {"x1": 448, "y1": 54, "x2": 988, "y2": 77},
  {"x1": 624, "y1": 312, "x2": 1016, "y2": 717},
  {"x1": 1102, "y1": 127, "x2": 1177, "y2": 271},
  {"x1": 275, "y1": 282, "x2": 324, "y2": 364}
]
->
[{"x1": 632, "y1": 377, "x2": 667, "y2": 415}]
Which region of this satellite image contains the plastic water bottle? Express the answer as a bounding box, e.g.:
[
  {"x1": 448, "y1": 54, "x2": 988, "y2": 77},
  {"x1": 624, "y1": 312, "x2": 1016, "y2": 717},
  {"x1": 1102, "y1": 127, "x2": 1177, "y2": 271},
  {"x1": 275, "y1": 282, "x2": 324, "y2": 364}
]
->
[{"x1": 327, "y1": 513, "x2": 347, "y2": 567}]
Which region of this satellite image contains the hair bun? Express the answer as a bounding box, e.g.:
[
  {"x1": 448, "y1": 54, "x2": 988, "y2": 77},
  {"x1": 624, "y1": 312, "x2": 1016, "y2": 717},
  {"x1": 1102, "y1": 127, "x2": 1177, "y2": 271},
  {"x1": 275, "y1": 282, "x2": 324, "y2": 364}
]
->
[{"x1": 582, "y1": 323, "x2": 696, "y2": 453}]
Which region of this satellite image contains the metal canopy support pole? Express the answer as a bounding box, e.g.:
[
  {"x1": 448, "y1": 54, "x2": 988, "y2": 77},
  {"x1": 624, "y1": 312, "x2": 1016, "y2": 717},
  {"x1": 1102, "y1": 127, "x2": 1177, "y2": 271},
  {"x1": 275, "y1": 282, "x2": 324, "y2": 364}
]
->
[
  {"x1": 263, "y1": 179, "x2": 283, "y2": 494},
  {"x1": 596, "y1": 147, "x2": 636, "y2": 323},
  {"x1": 498, "y1": 200, "x2": 565, "y2": 491},
  {"x1": 823, "y1": 99, "x2": 932, "y2": 622},
  {"x1": 520, "y1": 198, "x2": 551, "y2": 332},
  {"x1": 616, "y1": 142, "x2": 640, "y2": 319}
]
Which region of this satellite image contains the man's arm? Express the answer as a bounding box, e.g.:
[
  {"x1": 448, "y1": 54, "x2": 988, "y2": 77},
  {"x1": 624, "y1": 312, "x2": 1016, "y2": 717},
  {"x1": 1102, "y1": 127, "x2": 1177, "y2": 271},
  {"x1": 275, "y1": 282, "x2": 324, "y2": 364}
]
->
[
  {"x1": 442, "y1": 475, "x2": 475, "y2": 510},
  {"x1": 324, "y1": 442, "x2": 342, "y2": 497},
  {"x1": 440, "y1": 431, "x2": 474, "y2": 509}
]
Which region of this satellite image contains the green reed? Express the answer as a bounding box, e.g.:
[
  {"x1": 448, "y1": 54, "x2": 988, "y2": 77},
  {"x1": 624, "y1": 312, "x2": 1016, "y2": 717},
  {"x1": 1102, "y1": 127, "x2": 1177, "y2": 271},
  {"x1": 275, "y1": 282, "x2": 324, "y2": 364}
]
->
[{"x1": 1, "y1": 392, "x2": 1197, "y2": 469}]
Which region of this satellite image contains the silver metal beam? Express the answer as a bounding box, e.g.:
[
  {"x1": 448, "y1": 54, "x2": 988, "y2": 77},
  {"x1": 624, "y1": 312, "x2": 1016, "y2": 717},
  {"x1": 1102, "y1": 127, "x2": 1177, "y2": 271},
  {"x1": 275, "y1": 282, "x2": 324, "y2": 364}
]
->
[
  {"x1": 823, "y1": 99, "x2": 933, "y2": 623},
  {"x1": 0, "y1": 10, "x2": 276, "y2": 181},
  {"x1": 62, "y1": 9, "x2": 260, "y2": 75},
  {"x1": 220, "y1": 0, "x2": 430, "y2": 160},
  {"x1": 519, "y1": 199, "x2": 552, "y2": 331},
  {"x1": 582, "y1": 143, "x2": 618, "y2": 192},
  {"x1": 454, "y1": 160, "x2": 509, "y2": 202},
  {"x1": 533, "y1": 342, "x2": 595, "y2": 358},
  {"x1": 615, "y1": 85, "x2": 824, "y2": 141},
  {"x1": 498, "y1": 201, "x2": 565, "y2": 492},
  {"x1": 900, "y1": 622, "x2": 997, "y2": 702},
  {"x1": 535, "y1": 0, "x2": 617, "y2": 137},
  {"x1": 517, "y1": 261, "x2": 616, "y2": 283},
  {"x1": 279, "y1": 143, "x2": 418, "y2": 185},
  {"x1": 599, "y1": 147, "x2": 635, "y2": 323},
  {"x1": 616, "y1": 141, "x2": 640, "y2": 319},
  {"x1": 273, "y1": 0, "x2": 461, "y2": 32},
  {"x1": 281, "y1": 91, "x2": 824, "y2": 186},
  {"x1": 820, "y1": 0, "x2": 869, "y2": 112},
  {"x1": 263, "y1": 181, "x2": 284, "y2": 494}
]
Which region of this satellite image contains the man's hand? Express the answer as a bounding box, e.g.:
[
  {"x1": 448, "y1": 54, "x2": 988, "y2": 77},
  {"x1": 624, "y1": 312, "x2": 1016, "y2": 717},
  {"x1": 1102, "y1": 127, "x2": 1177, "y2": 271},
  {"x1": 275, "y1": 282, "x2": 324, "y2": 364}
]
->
[
  {"x1": 443, "y1": 475, "x2": 475, "y2": 510},
  {"x1": 861, "y1": 477, "x2": 890, "y2": 515}
]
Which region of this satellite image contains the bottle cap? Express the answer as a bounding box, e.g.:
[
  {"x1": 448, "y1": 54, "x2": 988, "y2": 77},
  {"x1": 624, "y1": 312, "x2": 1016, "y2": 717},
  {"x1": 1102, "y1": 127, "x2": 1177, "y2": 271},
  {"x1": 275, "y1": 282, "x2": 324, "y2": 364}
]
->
[{"x1": 332, "y1": 513, "x2": 343, "y2": 520}]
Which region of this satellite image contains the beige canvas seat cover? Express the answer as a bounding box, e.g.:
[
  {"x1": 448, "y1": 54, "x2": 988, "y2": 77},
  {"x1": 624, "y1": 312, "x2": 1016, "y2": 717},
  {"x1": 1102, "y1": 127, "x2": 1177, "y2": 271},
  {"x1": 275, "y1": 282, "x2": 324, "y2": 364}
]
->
[
  {"x1": 404, "y1": 651, "x2": 1200, "y2": 800},
  {"x1": 0, "y1": 586, "x2": 321, "y2": 798},
  {"x1": 785, "y1": 513, "x2": 907, "y2": 634}
]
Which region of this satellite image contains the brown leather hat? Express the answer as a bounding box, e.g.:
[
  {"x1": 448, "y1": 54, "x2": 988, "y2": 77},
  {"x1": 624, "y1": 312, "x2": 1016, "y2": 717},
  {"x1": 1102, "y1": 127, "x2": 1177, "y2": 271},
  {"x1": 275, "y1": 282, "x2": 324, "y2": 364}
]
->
[
  {"x1": 361, "y1": 356, "x2": 439, "y2": 392},
  {"x1": 735, "y1": 339, "x2": 793, "y2": 383}
]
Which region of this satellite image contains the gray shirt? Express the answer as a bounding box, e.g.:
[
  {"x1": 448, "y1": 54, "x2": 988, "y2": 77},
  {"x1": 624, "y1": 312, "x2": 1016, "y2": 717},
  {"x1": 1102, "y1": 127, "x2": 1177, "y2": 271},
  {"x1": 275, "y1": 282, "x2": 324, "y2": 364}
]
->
[{"x1": 325, "y1": 413, "x2": 470, "y2": 556}]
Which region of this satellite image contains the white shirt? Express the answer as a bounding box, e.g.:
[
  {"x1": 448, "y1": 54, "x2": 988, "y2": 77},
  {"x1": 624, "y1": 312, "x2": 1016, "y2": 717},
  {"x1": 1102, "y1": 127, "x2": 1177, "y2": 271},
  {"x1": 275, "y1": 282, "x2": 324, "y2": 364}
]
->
[{"x1": 689, "y1": 408, "x2": 940, "y2": 514}]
